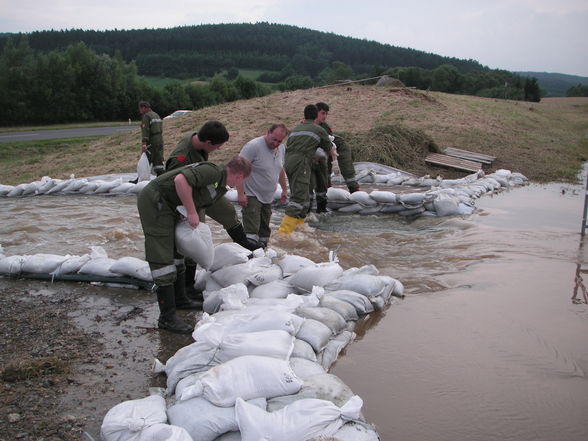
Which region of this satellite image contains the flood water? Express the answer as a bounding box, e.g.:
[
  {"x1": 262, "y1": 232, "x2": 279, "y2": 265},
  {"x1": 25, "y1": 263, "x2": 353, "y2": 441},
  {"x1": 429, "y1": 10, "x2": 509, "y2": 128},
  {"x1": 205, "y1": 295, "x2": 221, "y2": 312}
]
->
[{"x1": 1, "y1": 178, "x2": 588, "y2": 441}]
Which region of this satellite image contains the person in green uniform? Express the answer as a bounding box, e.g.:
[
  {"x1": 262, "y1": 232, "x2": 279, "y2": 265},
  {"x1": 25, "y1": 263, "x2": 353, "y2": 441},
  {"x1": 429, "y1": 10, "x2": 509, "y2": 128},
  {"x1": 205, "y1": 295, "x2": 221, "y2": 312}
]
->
[
  {"x1": 165, "y1": 121, "x2": 260, "y2": 300},
  {"x1": 137, "y1": 156, "x2": 252, "y2": 334},
  {"x1": 309, "y1": 102, "x2": 359, "y2": 213},
  {"x1": 279, "y1": 104, "x2": 338, "y2": 234},
  {"x1": 139, "y1": 101, "x2": 165, "y2": 176}
]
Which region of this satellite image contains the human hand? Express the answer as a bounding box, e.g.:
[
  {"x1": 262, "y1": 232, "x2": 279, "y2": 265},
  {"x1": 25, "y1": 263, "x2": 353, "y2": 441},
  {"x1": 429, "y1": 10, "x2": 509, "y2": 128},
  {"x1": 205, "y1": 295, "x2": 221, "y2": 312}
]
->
[
  {"x1": 280, "y1": 190, "x2": 288, "y2": 204},
  {"x1": 238, "y1": 194, "x2": 248, "y2": 207},
  {"x1": 187, "y1": 213, "x2": 200, "y2": 228}
]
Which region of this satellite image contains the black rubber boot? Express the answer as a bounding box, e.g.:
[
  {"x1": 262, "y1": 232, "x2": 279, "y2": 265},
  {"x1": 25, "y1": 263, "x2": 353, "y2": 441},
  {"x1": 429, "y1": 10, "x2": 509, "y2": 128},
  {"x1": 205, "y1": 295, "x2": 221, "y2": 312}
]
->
[
  {"x1": 156, "y1": 285, "x2": 193, "y2": 334},
  {"x1": 174, "y1": 271, "x2": 203, "y2": 310},
  {"x1": 129, "y1": 177, "x2": 139, "y2": 184},
  {"x1": 316, "y1": 199, "x2": 328, "y2": 213},
  {"x1": 184, "y1": 264, "x2": 204, "y2": 301},
  {"x1": 226, "y1": 223, "x2": 262, "y2": 251}
]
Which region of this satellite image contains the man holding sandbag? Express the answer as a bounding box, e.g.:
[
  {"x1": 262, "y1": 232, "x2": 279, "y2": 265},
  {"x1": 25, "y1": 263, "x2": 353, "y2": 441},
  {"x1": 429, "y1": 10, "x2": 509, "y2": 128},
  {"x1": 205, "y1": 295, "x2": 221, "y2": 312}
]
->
[{"x1": 137, "y1": 156, "x2": 252, "y2": 334}]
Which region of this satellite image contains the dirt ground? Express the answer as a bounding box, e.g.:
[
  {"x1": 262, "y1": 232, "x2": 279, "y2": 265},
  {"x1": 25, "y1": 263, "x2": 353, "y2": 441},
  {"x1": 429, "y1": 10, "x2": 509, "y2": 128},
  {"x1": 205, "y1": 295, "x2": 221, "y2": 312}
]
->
[{"x1": 0, "y1": 277, "x2": 195, "y2": 441}]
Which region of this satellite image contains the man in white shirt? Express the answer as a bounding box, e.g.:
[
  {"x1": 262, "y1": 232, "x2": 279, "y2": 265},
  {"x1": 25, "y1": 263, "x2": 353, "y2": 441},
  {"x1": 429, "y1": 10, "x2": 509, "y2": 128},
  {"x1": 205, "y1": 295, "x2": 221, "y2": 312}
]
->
[{"x1": 237, "y1": 124, "x2": 289, "y2": 248}]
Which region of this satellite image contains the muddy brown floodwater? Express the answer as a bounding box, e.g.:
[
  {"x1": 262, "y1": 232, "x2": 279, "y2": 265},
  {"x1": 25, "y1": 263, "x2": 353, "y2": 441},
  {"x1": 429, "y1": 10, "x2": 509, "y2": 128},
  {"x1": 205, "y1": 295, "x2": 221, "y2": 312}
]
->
[{"x1": 1, "y1": 177, "x2": 587, "y2": 441}]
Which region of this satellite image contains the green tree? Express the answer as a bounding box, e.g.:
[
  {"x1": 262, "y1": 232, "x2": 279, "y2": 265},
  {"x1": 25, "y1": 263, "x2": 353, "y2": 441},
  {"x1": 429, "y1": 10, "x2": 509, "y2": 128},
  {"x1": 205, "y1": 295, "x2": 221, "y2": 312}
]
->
[{"x1": 567, "y1": 84, "x2": 588, "y2": 97}]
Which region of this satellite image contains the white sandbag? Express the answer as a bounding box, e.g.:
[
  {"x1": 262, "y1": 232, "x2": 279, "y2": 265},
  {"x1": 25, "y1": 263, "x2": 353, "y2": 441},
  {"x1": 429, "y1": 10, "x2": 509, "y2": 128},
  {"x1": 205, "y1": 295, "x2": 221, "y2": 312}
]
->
[
  {"x1": 109, "y1": 256, "x2": 153, "y2": 281},
  {"x1": 379, "y1": 275, "x2": 405, "y2": 298},
  {"x1": 137, "y1": 152, "x2": 152, "y2": 182},
  {"x1": 326, "y1": 187, "x2": 351, "y2": 201},
  {"x1": 177, "y1": 355, "x2": 303, "y2": 406},
  {"x1": 295, "y1": 318, "x2": 333, "y2": 353},
  {"x1": 7, "y1": 183, "x2": 27, "y2": 197},
  {"x1": 0, "y1": 255, "x2": 27, "y2": 275},
  {"x1": 53, "y1": 254, "x2": 91, "y2": 275},
  {"x1": 79, "y1": 181, "x2": 100, "y2": 194},
  {"x1": 164, "y1": 341, "x2": 218, "y2": 394},
  {"x1": 398, "y1": 206, "x2": 426, "y2": 216},
  {"x1": 398, "y1": 192, "x2": 426, "y2": 205},
  {"x1": 136, "y1": 423, "x2": 193, "y2": 441},
  {"x1": 289, "y1": 356, "x2": 326, "y2": 379},
  {"x1": 78, "y1": 256, "x2": 119, "y2": 277},
  {"x1": 276, "y1": 254, "x2": 315, "y2": 276},
  {"x1": 167, "y1": 397, "x2": 266, "y2": 441},
  {"x1": 130, "y1": 180, "x2": 150, "y2": 193},
  {"x1": 295, "y1": 306, "x2": 347, "y2": 335},
  {"x1": 214, "y1": 432, "x2": 240, "y2": 441},
  {"x1": 203, "y1": 283, "x2": 250, "y2": 314},
  {"x1": 210, "y1": 242, "x2": 251, "y2": 272},
  {"x1": 36, "y1": 177, "x2": 58, "y2": 194},
  {"x1": 334, "y1": 421, "x2": 381, "y2": 441},
  {"x1": 100, "y1": 394, "x2": 167, "y2": 441},
  {"x1": 94, "y1": 178, "x2": 123, "y2": 194},
  {"x1": 349, "y1": 191, "x2": 377, "y2": 206},
  {"x1": 323, "y1": 291, "x2": 374, "y2": 315},
  {"x1": 208, "y1": 329, "x2": 295, "y2": 364},
  {"x1": 193, "y1": 310, "x2": 304, "y2": 340},
  {"x1": 292, "y1": 338, "x2": 318, "y2": 362},
  {"x1": 249, "y1": 278, "x2": 295, "y2": 299},
  {"x1": 175, "y1": 220, "x2": 214, "y2": 270},
  {"x1": 109, "y1": 182, "x2": 136, "y2": 194},
  {"x1": 0, "y1": 184, "x2": 15, "y2": 196},
  {"x1": 235, "y1": 395, "x2": 362, "y2": 441},
  {"x1": 359, "y1": 206, "x2": 382, "y2": 215},
  {"x1": 369, "y1": 190, "x2": 397, "y2": 203},
  {"x1": 211, "y1": 257, "x2": 272, "y2": 288},
  {"x1": 320, "y1": 295, "x2": 359, "y2": 322},
  {"x1": 317, "y1": 331, "x2": 356, "y2": 371},
  {"x1": 289, "y1": 262, "x2": 344, "y2": 292},
  {"x1": 224, "y1": 188, "x2": 238, "y2": 202},
  {"x1": 22, "y1": 181, "x2": 42, "y2": 196},
  {"x1": 336, "y1": 203, "x2": 363, "y2": 213},
  {"x1": 267, "y1": 372, "x2": 358, "y2": 412},
  {"x1": 20, "y1": 253, "x2": 68, "y2": 274},
  {"x1": 246, "y1": 263, "x2": 282, "y2": 286},
  {"x1": 46, "y1": 179, "x2": 73, "y2": 194},
  {"x1": 379, "y1": 203, "x2": 405, "y2": 213}
]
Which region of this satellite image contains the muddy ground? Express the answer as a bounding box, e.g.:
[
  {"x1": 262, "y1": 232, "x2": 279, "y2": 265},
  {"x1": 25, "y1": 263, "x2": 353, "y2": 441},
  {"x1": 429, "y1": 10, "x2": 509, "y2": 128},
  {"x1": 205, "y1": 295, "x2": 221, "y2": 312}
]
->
[{"x1": 0, "y1": 277, "x2": 196, "y2": 441}]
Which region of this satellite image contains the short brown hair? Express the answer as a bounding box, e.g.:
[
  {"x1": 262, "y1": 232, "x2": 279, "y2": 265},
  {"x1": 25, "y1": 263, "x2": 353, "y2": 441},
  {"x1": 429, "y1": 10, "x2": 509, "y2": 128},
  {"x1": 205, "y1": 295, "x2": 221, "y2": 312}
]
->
[
  {"x1": 227, "y1": 155, "x2": 252, "y2": 178},
  {"x1": 138, "y1": 100, "x2": 151, "y2": 108}
]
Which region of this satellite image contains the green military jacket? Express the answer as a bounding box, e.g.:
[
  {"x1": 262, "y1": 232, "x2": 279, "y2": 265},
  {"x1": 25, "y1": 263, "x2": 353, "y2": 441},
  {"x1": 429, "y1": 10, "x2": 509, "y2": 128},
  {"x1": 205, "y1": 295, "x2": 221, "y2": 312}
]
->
[
  {"x1": 165, "y1": 132, "x2": 208, "y2": 171},
  {"x1": 141, "y1": 110, "x2": 163, "y2": 145},
  {"x1": 150, "y1": 162, "x2": 227, "y2": 212},
  {"x1": 286, "y1": 120, "x2": 333, "y2": 159}
]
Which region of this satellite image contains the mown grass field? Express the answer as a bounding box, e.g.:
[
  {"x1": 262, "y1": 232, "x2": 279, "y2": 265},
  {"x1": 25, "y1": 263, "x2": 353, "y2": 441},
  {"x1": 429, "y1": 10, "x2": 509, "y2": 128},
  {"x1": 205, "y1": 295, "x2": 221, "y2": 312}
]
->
[{"x1": 1, "y1": 86, "x2": 587, "y2": 185}]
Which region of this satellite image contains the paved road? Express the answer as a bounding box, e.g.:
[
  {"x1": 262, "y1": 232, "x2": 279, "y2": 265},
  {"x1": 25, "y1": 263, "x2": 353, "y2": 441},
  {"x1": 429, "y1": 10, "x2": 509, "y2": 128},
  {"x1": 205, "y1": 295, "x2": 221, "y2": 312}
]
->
[{"x1": 0, "y1": 125, "x2": 138, "y2": 143}]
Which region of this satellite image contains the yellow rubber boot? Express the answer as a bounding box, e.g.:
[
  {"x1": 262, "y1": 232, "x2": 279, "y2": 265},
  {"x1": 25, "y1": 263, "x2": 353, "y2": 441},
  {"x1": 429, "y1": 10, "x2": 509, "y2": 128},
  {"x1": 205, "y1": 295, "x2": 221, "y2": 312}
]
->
[{"x1": 278, "y1": 214, "x2": 300, "y2": 234}]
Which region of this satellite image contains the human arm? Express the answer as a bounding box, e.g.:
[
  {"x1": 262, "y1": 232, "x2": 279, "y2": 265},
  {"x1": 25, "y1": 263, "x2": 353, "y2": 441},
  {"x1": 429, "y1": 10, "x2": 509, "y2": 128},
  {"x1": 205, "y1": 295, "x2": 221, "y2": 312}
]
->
[
  {"x1": 236, "y1": 182, "x2": 248, "y2": 207},
  {"x1": 174, "y1": 174, "x2": 199, "y2": 227},
  {"x1": 140, "y1": 114, "x2": 150, "y2": 152}
]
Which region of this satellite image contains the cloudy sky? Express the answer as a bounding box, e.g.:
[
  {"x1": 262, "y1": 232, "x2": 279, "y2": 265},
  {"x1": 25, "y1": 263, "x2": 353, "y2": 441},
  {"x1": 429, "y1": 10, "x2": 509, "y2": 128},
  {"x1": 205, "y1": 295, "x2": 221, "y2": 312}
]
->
[{"x1": 1, "y1": 0, "x2": 587, "y2": 77}]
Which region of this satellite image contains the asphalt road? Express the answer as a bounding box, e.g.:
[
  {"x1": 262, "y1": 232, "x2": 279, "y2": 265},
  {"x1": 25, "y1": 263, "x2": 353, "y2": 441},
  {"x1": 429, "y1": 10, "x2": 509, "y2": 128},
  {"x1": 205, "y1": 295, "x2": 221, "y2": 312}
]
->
[{"x1": 0, "y1": 125, "x2": 138, "y2": 143}]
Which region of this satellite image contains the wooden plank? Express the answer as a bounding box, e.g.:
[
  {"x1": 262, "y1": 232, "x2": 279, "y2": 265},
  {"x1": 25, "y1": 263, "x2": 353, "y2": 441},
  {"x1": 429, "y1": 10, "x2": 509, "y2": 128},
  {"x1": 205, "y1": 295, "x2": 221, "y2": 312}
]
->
[
  {"x1": 443, "y1": 147, "x2": 496, "y2": 165},
  {"x1": 425, "y1": 153, "x2": 482, "y2": 173}
]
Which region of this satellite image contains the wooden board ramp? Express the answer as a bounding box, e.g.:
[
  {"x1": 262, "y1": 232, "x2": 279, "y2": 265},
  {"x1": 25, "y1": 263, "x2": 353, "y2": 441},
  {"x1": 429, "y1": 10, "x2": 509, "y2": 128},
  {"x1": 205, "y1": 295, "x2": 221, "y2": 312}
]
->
[
  {"x1": 425, "y1": 153, "x2": 483, "y2": 173},
  {"x1": 443, "y1": 147, "x2": 496, "y2": 165}
]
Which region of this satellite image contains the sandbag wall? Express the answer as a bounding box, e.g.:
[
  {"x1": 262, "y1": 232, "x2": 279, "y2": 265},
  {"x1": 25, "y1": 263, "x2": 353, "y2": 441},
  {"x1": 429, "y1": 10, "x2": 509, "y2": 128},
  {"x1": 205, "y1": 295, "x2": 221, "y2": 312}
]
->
[
  {"x1": 101, "y1": 243, "x2": 403, "y2": 441},
  {"x1": 0, "y1": 166, "x2": 529, "y2": 219}
]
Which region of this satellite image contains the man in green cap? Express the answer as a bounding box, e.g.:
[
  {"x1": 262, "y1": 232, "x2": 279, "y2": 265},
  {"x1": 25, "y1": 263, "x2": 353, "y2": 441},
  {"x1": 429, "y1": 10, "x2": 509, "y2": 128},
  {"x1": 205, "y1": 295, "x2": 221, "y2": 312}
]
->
[
  {"x1": 166, "y1": 121, "x2": 260, "y2": 300},
  {"x1": 138, "y1": 101, "x2": 165, "y2": 176},
  {"x1": 137, "y1": 156, "x2": 252, "y2": 334}
]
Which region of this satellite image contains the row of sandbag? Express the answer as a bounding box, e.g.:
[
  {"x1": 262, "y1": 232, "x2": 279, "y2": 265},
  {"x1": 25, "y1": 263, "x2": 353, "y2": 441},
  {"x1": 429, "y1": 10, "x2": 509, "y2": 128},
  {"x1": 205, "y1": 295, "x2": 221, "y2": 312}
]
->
[
  {"x1": 0, "y1": 175, "x2": 150, "y2": 197},
  {"x1": 322, "y1": 169, "x2": 528, "y2": 217},
  {"x1": 0, "y1": 245, "x2": 153, "y2": 283},
  {"x1": 101, "y1": 244, "x2": 402, "y2": 441}
]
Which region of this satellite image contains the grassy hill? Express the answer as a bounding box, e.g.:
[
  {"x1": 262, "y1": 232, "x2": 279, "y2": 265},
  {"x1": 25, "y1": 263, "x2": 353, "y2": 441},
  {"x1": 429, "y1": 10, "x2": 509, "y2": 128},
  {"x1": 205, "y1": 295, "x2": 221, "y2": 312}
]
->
[{"x1": 1, "y1": 86, "x2": 587, "y2": 185}]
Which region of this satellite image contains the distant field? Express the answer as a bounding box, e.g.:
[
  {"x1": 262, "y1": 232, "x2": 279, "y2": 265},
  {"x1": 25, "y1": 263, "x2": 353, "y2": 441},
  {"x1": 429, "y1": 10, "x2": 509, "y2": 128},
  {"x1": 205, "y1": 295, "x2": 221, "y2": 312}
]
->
[{"x1": 0, "y1": 121, "x2": 139, "y2": 133}]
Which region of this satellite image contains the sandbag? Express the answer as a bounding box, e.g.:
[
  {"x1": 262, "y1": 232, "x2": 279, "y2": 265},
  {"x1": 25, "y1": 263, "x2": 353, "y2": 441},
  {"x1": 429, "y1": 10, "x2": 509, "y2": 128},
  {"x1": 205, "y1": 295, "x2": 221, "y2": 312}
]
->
[
  {"x1": 323, "y1": 291, "x2": 374, "y2": 315},
  {"x1": 0, "y1": 255, "x2": 27, "y2": 275},
  {"x1": 292, "y1": 338, "x2": 318, "y2": 362},
  {"x1": 276, "y1": 254, "x2": 315, "y2": 276},
  {"x1": 249, "y1": 278, "x2": 295, "y2": 299},
  {"x1": 137, "y1": 152, "x2": 152, "y2": 182},
  {"x1": 210, "y1": 242, "x2": 251, "y2": 272},
  {"x1": 295, "y1": 306, "x2": 347, "y2": 335},
  {"x1": 110, "y1": 256, "x2": 153, "y2": 281},
  {"x1": 295, "y1": 318, "x2": 332, "y2": 353},
  {"x1": 100, "y1": 394, "x2": 167, "y2": 441},
  {"x1": 135, "y1": 424, "x2": 193, "y2": 441},
  {"x1": 289, "y1": 262, "x2": 344, "y2": 292},
  {"x1": 167, "y1": 397, "x2": 266, "y2": 441},
  {"x1": 53, "y1": 254, "x2": 91, "y2": 275},
  {"x1": 235, "y1": 395, "x2": 363, "y2": 441},
  {"x1": 176, "y1": 355, "x2": 303, "y2": 406},
  {"x1": 175, "y1": 220, "x2": 214, "y2": 270},
  {"x1": 21, "y1": 253, "x2": 68, "y2": 274},
  {"x1": 211, "y1": 257, "x2": 272, "y2": 288},
  {"x1": 317, "y1": 331, "x2": 356, "y2": 371}
]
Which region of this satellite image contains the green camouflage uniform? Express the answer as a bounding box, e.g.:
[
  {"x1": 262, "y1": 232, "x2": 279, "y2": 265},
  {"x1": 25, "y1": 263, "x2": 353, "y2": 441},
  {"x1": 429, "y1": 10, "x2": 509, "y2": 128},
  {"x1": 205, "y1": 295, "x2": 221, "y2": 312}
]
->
[
  {"x1": 166, "y1": 132, "x2": 239, "y2": 229},
  {"x1": 284, "y1": 120, "x2": 333, "y2": 218},
  {"x1": 141, "y1": 109, "x2": 164, "y2": 175},
  {"x1": 310, "y1": 122, "x2": 358, "y2": 207},
  {"x1": 137, "y1": 162, "x2": 227, "y2": 286}
]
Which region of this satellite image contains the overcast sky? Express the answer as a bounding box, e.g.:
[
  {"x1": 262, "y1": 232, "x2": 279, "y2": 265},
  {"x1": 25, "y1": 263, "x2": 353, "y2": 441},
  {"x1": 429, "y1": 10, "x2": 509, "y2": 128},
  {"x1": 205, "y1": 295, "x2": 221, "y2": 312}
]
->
[{"x1": 1, "y1": 0, "x2": 587, "y2": 77}]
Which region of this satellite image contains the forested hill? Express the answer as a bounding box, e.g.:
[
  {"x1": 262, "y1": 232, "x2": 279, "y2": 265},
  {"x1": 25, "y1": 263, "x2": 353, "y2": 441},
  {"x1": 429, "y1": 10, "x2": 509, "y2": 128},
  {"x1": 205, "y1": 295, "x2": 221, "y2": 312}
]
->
[
  {"x1": 0, "y1": 22, "x2": 486, "y2": 78},
  {"x1": 516, "y1": 72, "x2": 588, "y2": 97}
]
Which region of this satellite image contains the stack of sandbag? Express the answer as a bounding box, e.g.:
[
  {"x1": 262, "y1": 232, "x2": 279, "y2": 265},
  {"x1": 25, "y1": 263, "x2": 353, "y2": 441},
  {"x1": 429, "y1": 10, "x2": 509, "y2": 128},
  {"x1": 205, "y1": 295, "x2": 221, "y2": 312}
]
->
[
  {"x1": 101, "y1": 244, "x2": 395, "y2": 441},
  {"x1": 0, "y1": 175, "x2": 150, "y2": 197},
  {"x1": 324, "y1": 168, "x2": 528, "y2": 217},
  {"x1": 0, "y1": 245, "x2": 152, "y2": 282}
]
